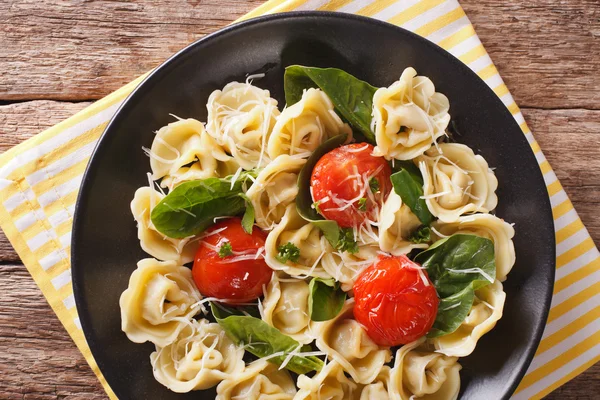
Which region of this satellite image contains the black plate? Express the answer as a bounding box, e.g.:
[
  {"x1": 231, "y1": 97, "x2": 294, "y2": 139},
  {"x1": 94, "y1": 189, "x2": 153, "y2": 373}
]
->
[{"x1": 72, "y1": 11, "x2": 555, "y2": 400}]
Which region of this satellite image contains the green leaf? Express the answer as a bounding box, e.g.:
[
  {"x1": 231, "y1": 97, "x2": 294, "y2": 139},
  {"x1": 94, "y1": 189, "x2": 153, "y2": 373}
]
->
[
  {"x1": 276, "y1": 242, "x2": 301, "y2": 264},
  {"x1": 308, "y1": 278, "x2": 346, "y2": 322},
  {"x1": 218, "y1": 242, "x2": 233, "y2": 258},
  {"x1": 427, "y1": 285, "x2": 475, "y2": 338},
  {"x1": 336, "y1": 227, "x2": 358, "y2": 254},
  {"x1": 150, "y1": 172, "x2": 255, "y2": 239},
  {"x1": 239, "y1": 193, "x2": 255, "y2": 234},
  {"x1": 369, "y1": 177, "x2": 380, "y2": 193},
  {"x1": 211, "y1": 302, "x2": 323, "y2": 374},
  {"x1": 409, "y1": 225, "x2": 431, "y2": 244},
  {"x1": 357, "y1": 197, "x2": 367, "y2": 211},
  {"x1": 296, "y1": 134, "x2": 350, "y2": 247},
  {"x1": 284, "y1": 65, "x2": 378, "y2": 143},
  {"x1": 414, "y1": 234, "x2": 496, "y2": 298},
  {"x1": 390, "y1": 166, "x2": 433, "y2": 226}
]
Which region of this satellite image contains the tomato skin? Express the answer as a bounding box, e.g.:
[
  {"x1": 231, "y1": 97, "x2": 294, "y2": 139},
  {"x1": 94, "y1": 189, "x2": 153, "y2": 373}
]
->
[
  {"x1": 310, "y1": 143, "x2": 391, "y2": 228},
  {"x1": 353, "y1": 255, "x2": 438, "y2": 346},
  {"x1": 192, "y1": 218, "x2": 272, "y2": 303}
]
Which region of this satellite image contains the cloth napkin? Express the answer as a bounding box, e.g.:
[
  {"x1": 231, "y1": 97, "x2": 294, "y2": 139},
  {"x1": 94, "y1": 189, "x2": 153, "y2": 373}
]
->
[{"x1": 0, "y1": 1, "x2": 597, "y2": 399}]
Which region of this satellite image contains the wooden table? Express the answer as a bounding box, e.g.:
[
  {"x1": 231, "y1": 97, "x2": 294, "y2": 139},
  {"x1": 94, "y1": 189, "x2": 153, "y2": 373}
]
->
[{"x1": 1, "y1": 1, "x2": 598, "y2": 398}]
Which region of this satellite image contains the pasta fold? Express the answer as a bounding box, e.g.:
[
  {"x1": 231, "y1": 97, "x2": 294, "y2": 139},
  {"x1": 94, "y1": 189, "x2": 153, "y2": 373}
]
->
[
  {"x1": 418, "y1": 143, "x2": 498, "y2": 222},
  {"x1": 148, "y1": 118, "x2": 238, "y2": 190},
  {"x1": 245, "y1": 154, "x2": 306, "y2": 230},
  {"x1": 372, "y1": 67, "x2": 450, "y2": 160},
  {"x1": 320, "y1": 244, "x2": 380, "y2": 292},
  {"x1": 206, "y1": 82, "x2": 279, "y2": 170},
  {"x1": 295, "y1": 361, "x2": 358, "y2": 400},
  {"x1": 268, "y1": 88, "x2": 352, "y2": 158},
  {"x1": 130, "y1": 186, "x2": 196, "y2": 264},
  {"x1": 431, "y1": 280, "x2": 506, "y2": 357},
  {"x1": 389, "y1": 338, "x2": 462, "y2": 400},
  {"x1": 119, "y1": 258, "x2": 201, "y2": 347},
  {"x1": 264, "y1": 204, "x2": 331, "y2": 278},
  {"x1": 216, "y1": 359, "x2": 296, "y2": 400},
  {"x1": 313, "y1": 300, "x2": 392, "y2": 384},
  {"x1": 150, "y1": 319, "x2": 245, "y2": 392},
  {"x1": 260, "y1": 273, "x2": 313, "y2": 344}
]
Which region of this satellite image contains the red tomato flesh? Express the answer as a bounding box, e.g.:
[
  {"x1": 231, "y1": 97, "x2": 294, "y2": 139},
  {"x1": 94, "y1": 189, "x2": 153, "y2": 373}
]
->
[
  {"x1": 310, "y1": 143, "x2": 391, "y2": 228},
  {"x1": 353, "y1": 255, "x2": 439, "y2": 346},
  {"x1": 192, "y1": 218, "x2": 272, "y2": 303}
]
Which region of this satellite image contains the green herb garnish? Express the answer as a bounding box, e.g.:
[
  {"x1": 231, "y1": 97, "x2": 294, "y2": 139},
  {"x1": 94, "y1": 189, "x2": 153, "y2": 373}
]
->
[
  {"x1": 369, "y1": 177, "x2": 380, "y2": 193},
  {"x1": 276, "y1": 242, "x2": 301, "y2": 264},
  {"x1": 336, "y1": 228, "x2": 358, "y2": 254},
  {"x1": 218, "y1": 242, "x2": 233, "y2": 258},
  {"x1": 357, "y1": 197, "x2": 367, "y2": 211}
]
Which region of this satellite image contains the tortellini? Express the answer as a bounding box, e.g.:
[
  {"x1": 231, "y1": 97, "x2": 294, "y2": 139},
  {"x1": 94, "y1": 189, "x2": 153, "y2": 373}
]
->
[
  {"x1": 130, "y1": 186, "x2": 196, "y2": 264},
  {"x1": 245, "y1": 154, "x2": 306, "y2": 230},
  {"x1": 268, "y1": 88, "x2": 352, "y2": 158},
  {"x1": 313, "y1": 300, "x2": 392, "y2": 384},
  {"x1": 260, "y1": 273, "x2": 313, "y2": 344},
  {"x1": 295, "y1": 361, "x2": 358, "y2": 400},
  {"x1": 379, "y1": 190, "x2": 429, "y2": 255},
  {"x1": 148, "y1": 118, "x2": 238, "y2": 189},
  {"x1": 418, "y1": 143, "x2": 498, "y2": 222},
  {"x1": 359, "y1": 367, "x2": 392, "y2": 399},
  {"x1": 390, "y1": 338, "x2": 462, "y2": 400},
  {"x1": 372, "y1": 67, "x2": 450, "y2": 160},
  {"x1": 433, "y1": 214, "x2": 516, "y2": 281},
  {"x1": 321, "y1": 244, "x2": 380, "y2": 292},
  {"x1": 206, "y1": 82, "x2": 280, "y2": 170},
  {"x1": 264, "y1": 204, "x2": 331, "y2": 278},
  {"x1": 431, "y1": 280, "x2": 506, "y2": 357},
  {"x1": 151, "y1": 319, "x2": 245, "y2": 392},
  {"x1": 119, "y1": 258, "x2": 201, "y2": 347},
  {"x1": 216, "y1": 360, "x2": 296, "y2": 400},
  {"x1": 123, "y1": 69, "x2": 518, "y2": 397}
]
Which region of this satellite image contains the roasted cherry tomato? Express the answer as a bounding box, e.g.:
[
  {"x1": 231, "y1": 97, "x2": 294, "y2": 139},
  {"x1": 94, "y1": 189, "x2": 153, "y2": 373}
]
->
[
  {"x1": 310, "y1": 143, "x2": 391, "y2": 228},
  {"x1": 353, "y1": 255, "x2": 438, "y2": 346},
  {"x1": 192, "y1": 218, "x2": 272, "y2": 303}
]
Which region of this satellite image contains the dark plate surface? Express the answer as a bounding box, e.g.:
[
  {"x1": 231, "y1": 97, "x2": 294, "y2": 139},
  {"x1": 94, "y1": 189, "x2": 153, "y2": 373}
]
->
[{"x1": 72, "y1": 11, "x2": 555, "y2": 400}]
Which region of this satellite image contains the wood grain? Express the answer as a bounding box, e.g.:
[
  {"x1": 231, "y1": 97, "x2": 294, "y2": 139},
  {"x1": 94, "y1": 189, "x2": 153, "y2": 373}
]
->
[
  {"x1": 0, "y1": 264, "x2": 105, "y2": 400},
  {"x1": 462, "y1": 0, "x2": 600, "y2": 110},
  {"x1": 0, "y1": 0, "x2": 598, "y2": 110},
  {"x1": 0, "y1": 0, "x2": 264, "y2": 101},
  {"x1": 0, "y1": 0, "x2": 599, "y2": 399}
]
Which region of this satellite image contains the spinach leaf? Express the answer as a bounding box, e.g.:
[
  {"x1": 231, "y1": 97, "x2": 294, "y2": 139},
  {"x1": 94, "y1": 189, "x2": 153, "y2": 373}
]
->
[
  {"x1": 150, "y1": 172, "x2": 255, "y2": 239},
  {"x1": 427, "y1": 285, "x2": 475, "y2": 338},
  {"x1": 414, "y1": 234, "x2": 496, "y2": 298},
  {"x1": 390, "y1": 165, "x2": 433, "y2": 226},
  {"x1": 239, "y1": 193, "x2": 255, "y2": 234},
  {"x1": 308, "y1": 278, "x2": 346, "y2": 322},
  {"x1": 284, "y1": 66, "x2": 378, "y2": 143},
  {"x1": 211, "y1": 302, "x2": 323, "y2": 374},
  {"x1": 296, "y1": 134, "x2": 350, "y2": 247}
]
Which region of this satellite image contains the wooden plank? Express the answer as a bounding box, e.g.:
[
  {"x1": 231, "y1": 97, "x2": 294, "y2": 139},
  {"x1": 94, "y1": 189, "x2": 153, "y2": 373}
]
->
[
  {"x1": 0, "y1": 0, "x2": 264, "y2": 101},
  {"x1": 0, "y1": 1, "x2": 598, "y2": 109},
  {"x1": 462, "y1": 0, "x2": 600, "y2": 110},
  {"x1": 0, "y1": 264, "x2": 105, "y2": 399},
  {"x1": 522, "y1": 108, "x2": 600, "y2": 246}
]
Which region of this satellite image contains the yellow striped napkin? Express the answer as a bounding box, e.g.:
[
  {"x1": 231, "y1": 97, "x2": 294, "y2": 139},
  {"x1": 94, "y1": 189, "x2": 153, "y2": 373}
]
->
[{"x1": 0, "y1": 1, "x2": 597, "y2": 399}]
